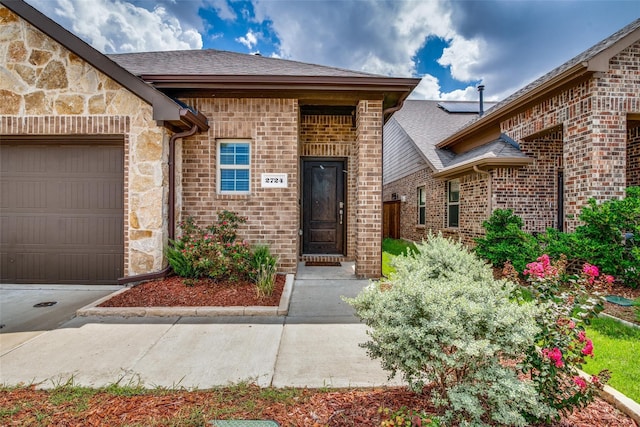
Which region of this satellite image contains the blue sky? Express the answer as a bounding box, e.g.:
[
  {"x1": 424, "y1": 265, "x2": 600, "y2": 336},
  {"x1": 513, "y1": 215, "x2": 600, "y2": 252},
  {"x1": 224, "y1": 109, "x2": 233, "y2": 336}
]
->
[{"x1": 26, "y1": 0, "x2": 640, "y2": 101}]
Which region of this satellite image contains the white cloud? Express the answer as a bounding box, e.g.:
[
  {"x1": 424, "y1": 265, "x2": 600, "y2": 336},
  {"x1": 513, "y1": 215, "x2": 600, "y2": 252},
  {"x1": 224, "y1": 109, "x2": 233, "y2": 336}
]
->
[
  {"x1": 437, "y1": 35, "x2": 486, "y2": 82},
  {"x1": 206, "y1": 0, "x2": 236, "y2": 21},
  {"x1": 409, "y1": 75, "x2": 442, "y2": 100},
  {"x1": 236, "y1": 29, "x2": 258, "y2": 50},
  {"x1": 409, "y1": 74, "x2": 488, "y2": 101},
  {"x1": 28, "y1": 0, "x2": 203, "y2": 53}
]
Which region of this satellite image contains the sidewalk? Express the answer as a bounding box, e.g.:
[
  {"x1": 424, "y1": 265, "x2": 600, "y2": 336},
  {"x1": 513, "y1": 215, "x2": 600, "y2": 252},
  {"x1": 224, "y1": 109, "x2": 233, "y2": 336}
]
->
[{"x1": 0, "y1": 264, "x2": 402, "y2": 389}]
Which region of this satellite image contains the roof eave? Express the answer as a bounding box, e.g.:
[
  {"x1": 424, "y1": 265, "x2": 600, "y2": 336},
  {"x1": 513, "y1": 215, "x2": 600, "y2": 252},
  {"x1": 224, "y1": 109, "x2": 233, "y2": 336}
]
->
[
  {"x1": 0, "y1": 0, "x2": 194, "y2": 126},
  {"x1": 140, "y1": 74, "x2": 421, "y2": 89},
  {"x1": 436, "y1": 62, "x2": 590, "y2": 149},
  {"x1": 432, "y1": 157, "x2": 534, "y2": 179}
]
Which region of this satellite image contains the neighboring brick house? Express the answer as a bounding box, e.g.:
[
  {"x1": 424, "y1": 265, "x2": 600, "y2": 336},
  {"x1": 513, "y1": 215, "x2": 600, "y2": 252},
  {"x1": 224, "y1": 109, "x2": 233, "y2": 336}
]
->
[
  {"x1": 383, "y1": 18, "x2": 640, "y2": 245},
  {"x1": 0, "y1": 0, "x2": 419, "y2": 284}
]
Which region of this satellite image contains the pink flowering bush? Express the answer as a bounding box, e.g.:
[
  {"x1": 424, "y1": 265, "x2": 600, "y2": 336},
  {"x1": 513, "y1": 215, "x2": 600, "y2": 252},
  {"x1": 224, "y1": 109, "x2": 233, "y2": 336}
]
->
[
  {"x1": 166, "y1": 211, "x2": 252, "y2": 281},
  {"x1": 519, "y1": 254, "x2": 610, "y2": 422}
]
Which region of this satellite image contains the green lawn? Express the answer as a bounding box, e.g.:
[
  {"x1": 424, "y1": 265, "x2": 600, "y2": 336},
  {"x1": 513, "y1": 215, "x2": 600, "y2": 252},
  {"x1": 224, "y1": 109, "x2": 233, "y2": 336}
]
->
[
  {"x1": 382, "y1": 238, "x2": 417, "y2": 277},
  {"x1": 583, "y1": 316, "x2": 640, "y2": 403}
]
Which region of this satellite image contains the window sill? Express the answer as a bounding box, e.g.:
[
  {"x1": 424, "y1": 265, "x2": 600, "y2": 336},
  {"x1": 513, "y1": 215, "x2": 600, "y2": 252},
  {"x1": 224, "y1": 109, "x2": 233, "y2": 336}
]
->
[
  {"x1": 416, "y1": 225, "x2": 426, "y2": 229},
  {"x1": 216, "y1": 193, "x2": 252, "y2": 200}
]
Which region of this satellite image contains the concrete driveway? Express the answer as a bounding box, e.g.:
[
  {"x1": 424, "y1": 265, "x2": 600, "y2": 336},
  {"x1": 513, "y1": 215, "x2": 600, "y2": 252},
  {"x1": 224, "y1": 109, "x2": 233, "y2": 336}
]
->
[
  {"x1": 0, "y1": 265, "x2": 403, "y2": 389},
  {"x1": 0, "y1": 284, "x2": 120, "y2": 353}
]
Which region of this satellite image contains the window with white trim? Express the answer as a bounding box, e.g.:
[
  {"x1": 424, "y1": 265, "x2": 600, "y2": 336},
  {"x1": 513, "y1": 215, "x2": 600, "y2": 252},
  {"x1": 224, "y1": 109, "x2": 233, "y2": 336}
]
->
[
  {"x1": 417, "y1": 186, "x2": 426, "y2": 225},
  {"x1": 217, "y1": 140, "x2": 250, "y2": 194},
  {"x1": 447, "y1": 179, "x2": 460, "y2": 228}
]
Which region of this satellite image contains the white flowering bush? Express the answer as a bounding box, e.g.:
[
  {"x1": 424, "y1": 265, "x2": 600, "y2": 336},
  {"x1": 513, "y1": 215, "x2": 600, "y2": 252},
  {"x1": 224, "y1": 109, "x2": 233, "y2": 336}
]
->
[{"x1": 348, "y1": 234, "x2": 551, "y2": 426}]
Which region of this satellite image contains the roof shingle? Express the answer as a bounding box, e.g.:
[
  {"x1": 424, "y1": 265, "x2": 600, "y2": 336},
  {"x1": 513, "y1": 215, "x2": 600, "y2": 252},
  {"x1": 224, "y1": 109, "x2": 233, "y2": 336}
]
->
[{"x1": 107, "y1": 49, "x2": 384, "y2": 78}]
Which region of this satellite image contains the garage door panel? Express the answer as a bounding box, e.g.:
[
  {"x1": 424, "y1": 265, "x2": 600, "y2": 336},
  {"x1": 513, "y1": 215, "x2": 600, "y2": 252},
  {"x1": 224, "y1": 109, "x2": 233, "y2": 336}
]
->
[
  {"x1": 57, "y1": 179, "x2": 123, "y2": 211},
  {"x1": 0, "y1": 141, "x2": 124, "y2": 285},
  {"x1": 14, "y1": 216, "x2": 49, "y2": 245},
  {"x1": 14, "y1": 252, "x2": 50, "y2": 283}
]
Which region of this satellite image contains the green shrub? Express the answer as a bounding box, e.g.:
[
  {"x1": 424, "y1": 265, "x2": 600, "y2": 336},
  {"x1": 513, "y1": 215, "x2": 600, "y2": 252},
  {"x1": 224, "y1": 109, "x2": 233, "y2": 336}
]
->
[
  {"x1": 250, "y1": 245, "x2": 278, "y2": 298},
  {"x1": 166, "y1": 212, "x2": 251, "y2": 281},
  {"x1": 573, "y1": 186, "x2": 640, "y2": 287},
  {"x1": 474, "y1": 209, "x2": 540, "y2": 272},
  {"x1": 165, "y1": 240, "x2": 201, "y2": 278},
  {"x1": 348, "y1": 234, "x2": 549, "y2": 426}
]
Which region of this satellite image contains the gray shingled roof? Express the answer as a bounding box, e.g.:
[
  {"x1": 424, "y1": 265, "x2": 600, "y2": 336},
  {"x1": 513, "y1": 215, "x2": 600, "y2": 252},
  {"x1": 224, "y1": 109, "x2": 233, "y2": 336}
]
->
[
  {"x1": 389, "y1": 100, "x2": 478, "y2": 170},
  {"x1": 443, "y1": 134, "x2": 529, "y2": 170},
  {"x1": 107, "y1": 49, "x2": 383, "y2": 78}
]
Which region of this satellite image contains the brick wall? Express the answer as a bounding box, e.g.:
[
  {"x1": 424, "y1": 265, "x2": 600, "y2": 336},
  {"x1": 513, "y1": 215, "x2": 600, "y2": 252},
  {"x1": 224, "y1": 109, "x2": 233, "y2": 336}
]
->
[
  {"x1": 355, "y1": 100, "x2": 383, "y2": 277},
  {"x1": 383, "y1": 168, "x2": 445, "y2": 242},
  {"x1": 628, "y1": 125, "x2": 640, "y2": 187},
  {"x1": 501, "y1": 41, "x2": 640, "y2": 230},
  {"x1": 492, "y1": 134, "x2": 563, "y2": 233},
  {"x1": 182, "y1": 98, "x2": 299, "y2": 273}
]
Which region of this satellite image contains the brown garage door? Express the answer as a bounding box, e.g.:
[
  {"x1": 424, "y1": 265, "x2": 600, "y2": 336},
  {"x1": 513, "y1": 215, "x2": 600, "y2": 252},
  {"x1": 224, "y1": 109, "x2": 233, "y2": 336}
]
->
[{"x1": 0, "y1": 137, "x2": 124, "y2": 284}]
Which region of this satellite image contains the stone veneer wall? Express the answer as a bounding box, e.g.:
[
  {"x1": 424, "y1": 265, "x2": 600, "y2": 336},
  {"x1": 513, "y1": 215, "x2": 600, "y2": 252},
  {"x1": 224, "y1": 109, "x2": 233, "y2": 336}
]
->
[
  {"x1": 0, "y1": 6, "x2": 168, "y2": 276},
  {"x1": 181, "y1": 98, "x2": 299, "y2": 273},
  {"x1": 501, "y1": 41, "x2": 640, "y2": 231},
  {"x1": 355, "y1": 100, "x2": 383, "y2": 278},
  {"x1": 382, "y1": 167, "x2": 445, "y2": 242},
  {"x1": 628, "y1": 125, "x2": 640, "y2": 187},
  {"x1": 300, "y1": 114, "x2": 356, "y2": 260}
]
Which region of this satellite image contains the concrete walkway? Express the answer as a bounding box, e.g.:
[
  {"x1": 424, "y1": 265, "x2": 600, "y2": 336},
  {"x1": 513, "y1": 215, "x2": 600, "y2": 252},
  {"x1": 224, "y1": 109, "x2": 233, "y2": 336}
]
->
[{"x1": 0, "y1": 264, "x2": 402, "y2": 389}]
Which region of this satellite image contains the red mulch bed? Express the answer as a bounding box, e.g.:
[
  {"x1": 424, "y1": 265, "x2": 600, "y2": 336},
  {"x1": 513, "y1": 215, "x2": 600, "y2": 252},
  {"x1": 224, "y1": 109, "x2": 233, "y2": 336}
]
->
[
  {"x1": 98, "y1": 274, "x2": 286, "y2": 307},
  {"x1": 1, "y1": 384, "x2": 636, "y2": 426},
  {"x1": 73, "y1": 273, "x2": 638, "y2": 426}
]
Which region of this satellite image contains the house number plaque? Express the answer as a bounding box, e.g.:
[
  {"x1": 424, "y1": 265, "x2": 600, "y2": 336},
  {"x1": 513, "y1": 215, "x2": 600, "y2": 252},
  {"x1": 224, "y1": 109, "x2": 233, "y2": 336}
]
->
[{"x1": 261, "y1": 173, "x2": 288, "y2": 188}]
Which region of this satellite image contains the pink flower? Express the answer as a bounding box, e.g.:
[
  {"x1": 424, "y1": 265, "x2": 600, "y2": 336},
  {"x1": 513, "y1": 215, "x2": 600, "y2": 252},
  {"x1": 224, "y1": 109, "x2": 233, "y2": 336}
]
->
[
  {"x1": 524, "y1": 254, "x2": 558, "y2": 278},
  {"x1": 577, "y1": 330, "x2": 586, "y2": 342},
  {"x1": 583, "y1": 263, "x2": 600, "y2": 284},
  {"x1": 573, "y1": 376, "x2": 588, "y2": 390},
  {"x1": 582, "y1": 339, "x2": 594, "y2": 357},
  {"x1": 604, "y1": 275, "x2": 615, "y2": 285},
  {"x1": 542, "y1": 347, "x2": 564, "y2": 368},
  {"x1": 568, "y1": 320, "x2": 576, "y2": 329}
]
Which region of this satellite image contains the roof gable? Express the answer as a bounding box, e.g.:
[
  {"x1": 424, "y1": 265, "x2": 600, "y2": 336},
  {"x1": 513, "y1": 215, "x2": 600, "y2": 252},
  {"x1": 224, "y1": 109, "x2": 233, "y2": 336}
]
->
[
  {"x1": 390, "y1": 100, "x2": 477, "y2": 170},
  {"x1": 0, "y1": 0, "x2": 207, "y2": 130}
]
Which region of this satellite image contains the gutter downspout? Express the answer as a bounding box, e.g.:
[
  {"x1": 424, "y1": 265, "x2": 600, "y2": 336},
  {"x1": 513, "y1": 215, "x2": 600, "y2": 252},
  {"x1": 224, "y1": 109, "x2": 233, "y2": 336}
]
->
[
  {"x1": 118, "y1": 125, "x2": 199, "y2": 285},
  {"x1": 473, "y1": 165, "x2": 492, "y2": 217}
]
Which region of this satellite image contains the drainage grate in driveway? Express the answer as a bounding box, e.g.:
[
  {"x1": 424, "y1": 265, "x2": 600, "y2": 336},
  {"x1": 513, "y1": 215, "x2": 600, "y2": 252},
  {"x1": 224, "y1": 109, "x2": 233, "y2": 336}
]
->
[{"x1": 33, "y1": 301, "x2": 57, "y2": 308}]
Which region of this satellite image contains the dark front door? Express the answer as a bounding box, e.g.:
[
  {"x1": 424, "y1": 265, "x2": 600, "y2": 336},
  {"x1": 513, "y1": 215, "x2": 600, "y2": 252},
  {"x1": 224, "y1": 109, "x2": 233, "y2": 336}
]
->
[{"x1": 303, "y1": 160, "x2": 345, "y2": 254}]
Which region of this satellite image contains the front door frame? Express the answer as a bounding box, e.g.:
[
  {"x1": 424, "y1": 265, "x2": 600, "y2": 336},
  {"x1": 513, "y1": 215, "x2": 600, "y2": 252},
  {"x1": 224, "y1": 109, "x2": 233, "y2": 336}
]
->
[{"x1": 301, "y1": 157, "x2": 347, "y2": 256}]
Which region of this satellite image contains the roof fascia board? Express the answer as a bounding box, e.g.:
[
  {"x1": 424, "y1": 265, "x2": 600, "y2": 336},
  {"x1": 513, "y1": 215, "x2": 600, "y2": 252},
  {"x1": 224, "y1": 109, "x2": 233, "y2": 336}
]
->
[
  {"x1": 140, "y1": 74, "x2": 421, "y2": 90},
  {"x1": 436, "y1": 62, "x2": 589, "y2": 149},
  {"x1": 432, "y1": 157, "x2": 534, "y2": 179},
  {"x1": 1, "y1": 0, "x2": 183, "y2": 122},
  {"x1": 587, "y1": 27, "x2": 640, "y2": 71}
]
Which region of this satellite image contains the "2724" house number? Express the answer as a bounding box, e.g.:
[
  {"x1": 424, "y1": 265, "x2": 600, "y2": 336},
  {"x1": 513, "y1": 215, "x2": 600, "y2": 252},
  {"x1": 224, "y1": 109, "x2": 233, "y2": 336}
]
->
[{"x1": 261, "y1": 173, "x2": 288, "y2": 188}]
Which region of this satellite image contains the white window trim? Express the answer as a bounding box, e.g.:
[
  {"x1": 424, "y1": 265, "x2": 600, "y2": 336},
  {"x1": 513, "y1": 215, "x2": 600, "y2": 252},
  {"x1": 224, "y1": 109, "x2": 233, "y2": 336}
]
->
[
  {"x1": 417, "y1": 186, "x2": 426, "y2": 226},
  {"x1": 447, "y1": 179, "x2": 460, "y2": 228},
  {"x1": 217, "y1": 139, "x2": 251, "y2": 195}
]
